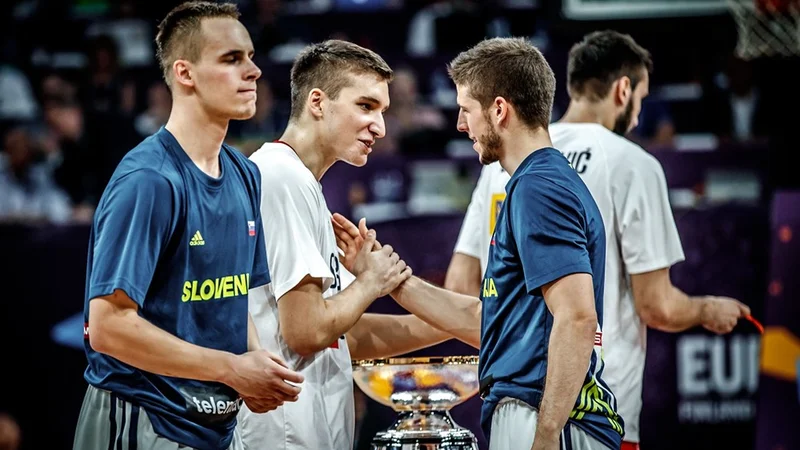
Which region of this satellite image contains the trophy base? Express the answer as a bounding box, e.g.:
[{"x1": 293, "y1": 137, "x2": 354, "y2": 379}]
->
[{"x1": 370, "y1": 410, "x2": 478, "y2": 450}]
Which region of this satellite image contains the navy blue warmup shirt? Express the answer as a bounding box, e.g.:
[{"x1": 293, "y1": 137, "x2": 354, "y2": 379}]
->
[
  {"x1": 83, "y1": 128, "x2": 270, "y2": 449},
  {"x1": 479, "y1": 147, "x2": 623, "y2": 449}
]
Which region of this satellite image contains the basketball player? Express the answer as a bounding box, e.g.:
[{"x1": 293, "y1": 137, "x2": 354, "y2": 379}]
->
[
  {"x1": 73, "y1": 3, "x2": 305, "y2": 450},
  {"x1": 238, "y1": 40, "x2": 453, "y2": 450},
  {"x1": 445, "y1": 30, "x2": 751, "y2": 449},
  {"x1": 334, "y1": 37, "x2": 623, "y2": 450}
]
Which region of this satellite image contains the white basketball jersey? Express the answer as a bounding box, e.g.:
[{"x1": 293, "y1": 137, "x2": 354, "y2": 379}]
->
[
  {"x1": 453, "y1": 161, "x2": 510, "y2": 275},
  {"x1": 239, "y1": 142, "x2": 356, "y2": 450},
  {"x1": 455, "y1": 123, "x2": 685, "y2": 442}
]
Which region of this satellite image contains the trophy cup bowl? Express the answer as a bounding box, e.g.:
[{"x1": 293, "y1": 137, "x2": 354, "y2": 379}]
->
[{"x1": 352, "y1": 356, "x2": 480, "y2": 450}]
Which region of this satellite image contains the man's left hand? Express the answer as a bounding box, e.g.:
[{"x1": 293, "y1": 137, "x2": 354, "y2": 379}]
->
[{"x1": 332, "y1": 213, "x2": 373, "y2": 274}]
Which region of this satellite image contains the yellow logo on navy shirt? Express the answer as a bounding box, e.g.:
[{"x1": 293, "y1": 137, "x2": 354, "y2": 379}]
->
[
  {"x1": 489, "y1": 193, "x2": 506, "y2": 236},
  {"x1": 182, "y1": 273, "x2": 250, "y2": 302},
  {"x1": 189, "y1": 231, "x2": 205, "y2": 246},
  {"x1": 482, "y1": 278, "x2": 498, "y2": 298}
]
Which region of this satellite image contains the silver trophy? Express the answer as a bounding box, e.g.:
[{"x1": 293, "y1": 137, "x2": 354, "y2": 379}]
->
[{"x1": 352, "y1": 356, "x2": 480, "y2": 450}]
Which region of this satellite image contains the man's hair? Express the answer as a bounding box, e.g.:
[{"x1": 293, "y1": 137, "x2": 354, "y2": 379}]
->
[
  {"x1": 289, "y1": 40, "x2": 393, "y2": 120},
  {"x1": 567, "y1": 30, "x2": 653, "y2": 102},
  {"x1": 448, "y1": 37, "x2": 555, "y2": 131},
  {"x1": 155, "y1": 1, "x2": 240, "y2": 86}
]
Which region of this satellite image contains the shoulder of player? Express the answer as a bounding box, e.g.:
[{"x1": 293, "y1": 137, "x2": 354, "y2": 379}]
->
[
  {"x1": 222, "y1": 143, "x2": 257, "y2": 169},
  {"x1": 250, "y1": 142, "x2": 308, "y2": 174},
  {"x1": 119, "y1": 133, "x2": 169, "y2": 167},
  {"x1": 592, "y1": 128, "x2": 660, "y2": 167},
  {"x1": 551, "y1": 122, "x2": 648, "y2": 157},
  {"x1": 111, "y1": 167, "x2": 175, "y2": 194},
  {"x1": 249, "y1": 143, "x2": 320, "y2": 198},
  {"x1": 221, "y1": 143, "x2": 262, "y2": 184},
  {"x1": 97, "y1": 167, "x2": 178, "y2": 217},
  {"x1": 106, "y1": 135, "x2": 197, "y2": 203},
  {"x1": 110, "y1": 139, "x2": 177, "y2": 192},
  {"x1": 507, "y1": 174, "x2": 586, "y2": 223},
  {"x1": 509, "y1": 172, "x2": 580, "y2": 204}
]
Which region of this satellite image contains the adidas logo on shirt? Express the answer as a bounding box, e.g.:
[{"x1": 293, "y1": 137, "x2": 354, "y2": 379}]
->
[{"x1": 189, "y1": 231, "x2": 205, "y2": 246}]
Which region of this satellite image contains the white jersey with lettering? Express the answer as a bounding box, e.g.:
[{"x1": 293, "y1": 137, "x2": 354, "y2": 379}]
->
[
  {"x1": 454, "y1": 123, "x2": 685, "y2": 442},
  {"x1": 238, "y1": 141, "x2": 356, "y2": 450},
  {"x1": 453, "y1": 161, "x2": 510, "y2": 275}
]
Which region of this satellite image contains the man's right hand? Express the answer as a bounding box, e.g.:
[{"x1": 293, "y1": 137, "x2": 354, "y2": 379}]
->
[
  {"x1": 701, "y1": 296, "x2": 751, "y2": 334},
  {"x1": 241, "y1": 395, "x2": 287, "y2": 413},
  {"x1": 225, "y1": 350, "x2": 304, "y2": 401},
  {"x1": 352, "y1": 229, "x2": 412, "y2": 298}
]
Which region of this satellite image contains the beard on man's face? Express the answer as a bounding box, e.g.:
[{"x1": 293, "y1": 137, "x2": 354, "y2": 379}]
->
[
  {"x1": 612, "y1": 98, "x2": 634, "y2": 136},
  {"x1": 478, "y1": 113, "x2": 502, "y2": 165}
]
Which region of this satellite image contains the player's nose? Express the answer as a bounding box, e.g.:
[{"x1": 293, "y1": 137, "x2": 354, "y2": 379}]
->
[
  {"x1": 456, "y1": 110, "x2": 468, "y2": 133},
  {"x1": 245, "y1": 58, "x2": 261, "y2": 81},
  {"x1": 370, "y1": 113, "x2": 386, "y2": 139}
]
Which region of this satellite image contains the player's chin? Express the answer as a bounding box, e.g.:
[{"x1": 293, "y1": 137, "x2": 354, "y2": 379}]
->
[
  {"x1": 479, "y1": 152, "x2": 497, "y2": 166},
  {"x1": 230, "y1": 104, "x2": 257, "y2": 121},
  {"x1": 344, "y1": 152, "x2": 369, "y2": 167}
]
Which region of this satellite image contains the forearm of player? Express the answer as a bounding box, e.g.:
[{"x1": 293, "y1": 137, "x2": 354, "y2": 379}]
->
[
  {"x1": 537, "y1": 273, "x2": 597, "y2": 439},
  {"x1": 89, "y1": 290, "x2": 234, "y2": 383},
  {"x1": 346, "y1": 313, "x2": 452, "y2": 360},
  {"x1": 536, "y1": 313, "x2": 596, "y2": 438},
  {"x1": 279, "y1": 276, "x2": 378, "y2": 356},
  {"x1": 392, "y1": 276, "x2": 481, "y2": 348},
  {"x1": 631, "y1": 268, "x2": 708, "y2": 332}
]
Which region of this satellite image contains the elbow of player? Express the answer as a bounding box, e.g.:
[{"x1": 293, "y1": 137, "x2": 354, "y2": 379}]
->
[
  {"x1": 559, "y1": 308, "x2": 597, "y2": 335},
  {"x1": 87, "y1": 320, "x2": 116, "y2": 356},
  {"x1": 575, "y1": 312, "x2": 598, "y2": 335},
  {"x1": 281, "y1": 327, "x2": 327, "y2": 358},
  {"x1": 638, "y1": 299, "x2": 672, "y2": 329},
  {"x1": 87, "y1": 296, "x2": 138, "y2": 357}
]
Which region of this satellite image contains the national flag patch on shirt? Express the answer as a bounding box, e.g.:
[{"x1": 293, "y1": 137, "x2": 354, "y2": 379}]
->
[{"x1": 248, "y1": 221, "x2": 256, "y2": 236}]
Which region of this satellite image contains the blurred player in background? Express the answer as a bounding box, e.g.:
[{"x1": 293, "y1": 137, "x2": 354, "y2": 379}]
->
[
  {"x1": 445, "y1": 30, "x2": 751, "y2": 450},
  {"x1": 238, "y1": 39, "x2": 453, "y2": 450},
  {"x1": 73, "y1": 3, "x2": 303, "y2": 450}
]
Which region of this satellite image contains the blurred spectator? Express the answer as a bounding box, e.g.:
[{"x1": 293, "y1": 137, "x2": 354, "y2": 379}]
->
[
  {"x1": 39, "y1": 71, "x2": 142, "y2": 215},
  {"x1": 0, "y1": 125, "x2": 72, "y2": 224},
  {"x1": 241, "y1": 0, "x2": 311, "y2": 63},
  {"x1": 389, "y1": 67, "x2": 446, "y2": 132},
  {"x1": 39, "y1": 95, "x2": 96, "y2": 220},
  {"x1": 0, "y1": 34, "x2": 38, "y2": 121},
  {"x1": 406, "y1": 0, "x2": 496, "y2": 58},
  {"x1": 248, "y1": 0, "x2": 289, "y2": 52},
  {"x1": 704, "y1": 55, "x2": 768, "y2": 144},
  {"x1": 135, "y1": 80, "x2": 171, "y2": 137},
  {"x1": 0, "y1": 64, "x2": 38, "y2": 121},
  {"x1": 80, "y1": 34, "x2": 136, "y2": 116},
  {"x1": 40, "y1": 72, "x2": 79, "y2": 103},
  {"x1": 629, "y1": 96, "x2": 677, "y2": 150},
  {"x1": 373, "y1": 66, "x2": 446, "y2": 155},
  {"x1": 84, "y1": 0, "x2": 154, "y2": 68},
  {"x1": 0, "y1": 413, "x2": 20, "y2": 450}
]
